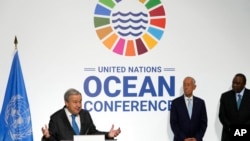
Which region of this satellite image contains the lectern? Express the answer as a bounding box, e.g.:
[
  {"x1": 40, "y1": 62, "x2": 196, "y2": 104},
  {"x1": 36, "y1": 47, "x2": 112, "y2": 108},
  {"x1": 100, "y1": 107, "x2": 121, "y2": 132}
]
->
[
  {"x1": 74, "y1": 135, "x2": 104, "y2": 141},
  {"x1": 74, "y1": 135, "x2": 117, "y2": 141},
  {"x1": 60, "y1": 135, "x2": 117, "y2": 141}
]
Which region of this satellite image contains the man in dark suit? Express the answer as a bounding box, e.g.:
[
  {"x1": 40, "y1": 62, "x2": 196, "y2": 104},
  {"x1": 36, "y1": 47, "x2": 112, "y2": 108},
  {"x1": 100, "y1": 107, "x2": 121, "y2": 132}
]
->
[
  {"x1": 170, "y1": 77, "x2": 208, "y2": 141},
  {"x1": 219, "y1": 73, "x2": 250, "y2": 141},
  {"x1": 41, "y1": 88, "x2": 121, "y2": 141}
]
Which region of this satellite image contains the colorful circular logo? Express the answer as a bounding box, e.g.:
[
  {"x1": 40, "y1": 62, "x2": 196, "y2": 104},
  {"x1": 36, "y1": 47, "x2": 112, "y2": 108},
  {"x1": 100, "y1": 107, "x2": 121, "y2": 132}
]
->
[{"x1": 94, "y1": 0, "x2": 166, "y2": 56}]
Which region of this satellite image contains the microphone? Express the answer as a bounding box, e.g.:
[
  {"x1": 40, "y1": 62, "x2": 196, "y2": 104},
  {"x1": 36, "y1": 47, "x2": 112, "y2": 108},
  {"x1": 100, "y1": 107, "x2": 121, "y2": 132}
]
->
[{"x1": 85, "y1": 128, "x2": 89, "y2": 135}]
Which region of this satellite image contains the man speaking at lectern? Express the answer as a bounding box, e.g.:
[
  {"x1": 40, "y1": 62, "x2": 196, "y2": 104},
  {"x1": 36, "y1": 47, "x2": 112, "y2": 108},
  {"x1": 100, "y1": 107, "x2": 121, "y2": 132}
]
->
[{"x1": 41, "y1": 88, "x2": 121, "y2": 141}]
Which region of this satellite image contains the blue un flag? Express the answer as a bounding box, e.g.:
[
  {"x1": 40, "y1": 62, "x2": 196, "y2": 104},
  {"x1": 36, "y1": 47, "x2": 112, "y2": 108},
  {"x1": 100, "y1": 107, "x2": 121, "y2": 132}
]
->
[{"x1": 0, "y1": 51, "x2": 33, "y2": 141}]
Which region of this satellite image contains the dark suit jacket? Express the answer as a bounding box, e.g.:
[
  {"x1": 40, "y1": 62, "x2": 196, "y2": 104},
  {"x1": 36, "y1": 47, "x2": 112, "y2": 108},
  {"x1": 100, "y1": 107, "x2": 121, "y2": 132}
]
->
[
  {"x1": 42, "y1": 107, "x2": 110, "y2": 141},
  {"x1": 170, "y1": 95, "x2": 208, "y2": 141},
  {"x1": 219, "y1": 88, "x2": 250, "y2": 141}
]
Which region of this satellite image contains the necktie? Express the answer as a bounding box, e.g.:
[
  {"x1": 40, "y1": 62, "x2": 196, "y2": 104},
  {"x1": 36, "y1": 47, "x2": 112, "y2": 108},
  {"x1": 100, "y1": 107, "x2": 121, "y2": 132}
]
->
[
  {"x1": 71, "y1": 115, "x2": 80, "y2": 135},
  {"x1": 187, "y1": 98, "x2": 192, "y2": 118},
  {"x1": 237, "y1": 94, "x2": 242, "y2": 110}
]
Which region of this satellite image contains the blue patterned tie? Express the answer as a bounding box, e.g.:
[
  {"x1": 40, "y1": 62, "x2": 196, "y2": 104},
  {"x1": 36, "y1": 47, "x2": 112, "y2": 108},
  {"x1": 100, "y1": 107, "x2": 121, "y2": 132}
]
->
[
  {"x1": 187, "y1": 98, "x2": 192, "y2": 118},
  {"x1": 237, "y1": 94, "x2": 242, "y2": 110},
  {"x1": 71, "y1": 115, "x2": 80, "y2": 135}
]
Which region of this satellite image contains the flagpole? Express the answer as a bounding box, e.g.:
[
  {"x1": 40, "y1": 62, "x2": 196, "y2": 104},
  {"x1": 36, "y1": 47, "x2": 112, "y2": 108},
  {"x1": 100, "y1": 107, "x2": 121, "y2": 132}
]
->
[
  {"x1": 0, "y1": 35, "x2": 34, "y2": 141},
  {"x1": 14, "y1": 36, "x2": 18, "y2": 50}
]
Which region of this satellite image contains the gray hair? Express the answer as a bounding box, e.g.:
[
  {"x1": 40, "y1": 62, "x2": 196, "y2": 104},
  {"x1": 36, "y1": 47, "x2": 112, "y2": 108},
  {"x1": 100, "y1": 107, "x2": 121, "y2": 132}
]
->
[
  {"x1": 64, "y1": 88, "x2": 81, "y2": 102},
  {"x1": 184, "y1": 76, "x2": 196, "y2": 85}
]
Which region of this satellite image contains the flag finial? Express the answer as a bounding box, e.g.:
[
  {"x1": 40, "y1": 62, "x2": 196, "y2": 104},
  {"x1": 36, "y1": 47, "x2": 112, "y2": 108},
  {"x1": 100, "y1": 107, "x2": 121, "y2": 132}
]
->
[{"x1": 14, "y1": 36, "x2": 18, "y2": 50}]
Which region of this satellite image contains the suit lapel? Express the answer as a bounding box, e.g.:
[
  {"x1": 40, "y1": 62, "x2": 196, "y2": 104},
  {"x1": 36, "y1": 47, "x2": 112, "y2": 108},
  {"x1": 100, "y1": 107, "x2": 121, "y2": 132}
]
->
[
  {"x1": 230, "y1": 91, "x2": 238, "y2": 110},
  {"x1": 239, "y1": 89, "x2": 250, "y2": 110},
  {"x1": 79, "y1": 111, "x2": 89, "y2": 134},
  {"x1": 192, "y1": 97, "x2": 198, "y2": 120},
  {"x1": 62, "y1": 109, "x2": 76, "y2": 134}
]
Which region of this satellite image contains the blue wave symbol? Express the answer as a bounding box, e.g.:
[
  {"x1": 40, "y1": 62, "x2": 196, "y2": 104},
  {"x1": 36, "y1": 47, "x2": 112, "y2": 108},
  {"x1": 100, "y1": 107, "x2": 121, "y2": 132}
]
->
[
  {"x1": 111, "y1": 11, "x2": 148, "y2": 38},
  {"x1": 112, "y1": 12, "x2": 148, "y2": 17},
  {"x1": 112, "y1": 18, "x2": 148, "y2": 24},
  {"x1": 114, "y1": 25, "x2": 146, "y2": 30},
  {"x1": 118, "y1": 31, "x2": 143, "y2": 37}
]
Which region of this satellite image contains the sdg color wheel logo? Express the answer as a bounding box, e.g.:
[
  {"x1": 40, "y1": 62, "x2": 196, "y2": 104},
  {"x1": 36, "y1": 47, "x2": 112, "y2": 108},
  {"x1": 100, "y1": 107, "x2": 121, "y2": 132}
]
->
[{"x1": 94, "y1": 0, "x2": 166, "y2": 56}]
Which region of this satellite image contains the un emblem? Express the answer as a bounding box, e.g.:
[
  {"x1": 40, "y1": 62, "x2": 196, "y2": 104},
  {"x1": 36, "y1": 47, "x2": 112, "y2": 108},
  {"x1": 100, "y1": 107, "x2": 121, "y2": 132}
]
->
[{"x1": 5, "y1": 94, "x2": 32, "y2": 140}]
